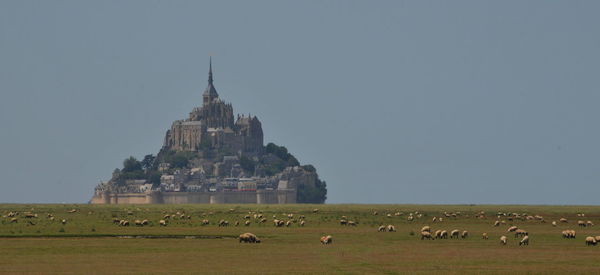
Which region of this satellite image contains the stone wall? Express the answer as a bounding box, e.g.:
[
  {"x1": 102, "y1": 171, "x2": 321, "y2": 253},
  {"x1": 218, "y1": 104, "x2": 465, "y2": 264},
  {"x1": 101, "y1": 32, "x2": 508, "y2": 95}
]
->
[{"x1": 90, "y1": 189, "x2": 296, "y2": 204}]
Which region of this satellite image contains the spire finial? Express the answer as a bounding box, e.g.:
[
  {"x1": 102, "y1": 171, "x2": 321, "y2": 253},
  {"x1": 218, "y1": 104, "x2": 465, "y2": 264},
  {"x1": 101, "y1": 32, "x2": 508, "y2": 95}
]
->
[{"x1": 208, "y1": 56, "x2": 213, "y2": 84}]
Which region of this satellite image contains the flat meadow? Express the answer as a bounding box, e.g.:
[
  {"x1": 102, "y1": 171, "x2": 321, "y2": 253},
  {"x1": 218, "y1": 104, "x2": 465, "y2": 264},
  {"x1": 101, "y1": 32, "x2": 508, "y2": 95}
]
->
[{"x1": 1, "y1": 204, "x2": 600, "y2": 274}]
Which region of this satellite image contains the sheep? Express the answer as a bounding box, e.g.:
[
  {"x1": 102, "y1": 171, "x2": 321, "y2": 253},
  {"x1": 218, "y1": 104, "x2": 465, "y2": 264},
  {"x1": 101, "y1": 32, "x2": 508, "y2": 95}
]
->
[
  {"x1": 234, "y1": 221, "x2": 240, "y2": 227},
  {"x1": 560, "y1": 218, "x2": 568, "y2": 223},
  {"x1": 287, "y1": 214, "x2": 294, "y2": 219},
  {"x1": 595, "y1": 236, "x2": 600, "y2": 243},
  {"x1": 432, "y1": 217, "x2": 437, "y2": 222},
  {"x1": 507, "y1": 226, "x2": 518, "y2": 232},
  {"x1": 113, "y1": 218, "x2": 121, "y2": 224},
  {"x1": 260, "y1": 218, "x2": 267, "y2": 223},
  {"x1": 134, "y1": 220, "x2": 142, "y2": 226},
  {"x1": 407, "y1": 216, "x2": 414, "y2": 222},
  {"x1": 387, "y1": 214, "x2": 392, "y2": 218},
  {"x1": 378, "y1": 225, "x2": 386, "y2": 232},
  {"x1": 312, "y1": 209, "x2": 319, "y2": 213},
  {"x1": 347, "y1": 221, "x2": 357, "y2": 226},
  {"x1": 500, "y1": 236, "x2": 507, "y2": 245},
  {"x1": 440, "y1": 230, "x2": 448, "y2": 239},
  {"x1": 340, "y1": 220, "x2": 348, "y2": 226},
  {"x1": 514, "y1": 229, "x2": 528, "y2": 238},
  {"x1": 372, "y1": 211, "x2": 378, "y2": 216},
  {"x1": 300, "y1": 220, "x2": 305, "y2": 227},
  {"x1": 320, "y1": 235, "x2": 333, "y2": 244},
  {"x1": 552, "y1": 221, "x2": 557, "y2": 227},
  {"x1": 450, "y1": 230, "x2": 460, "y2": 239},
  {"x1": 10, "y1": 218, "x2": 18, "y2": 223},
  {"x1": 239, "y1": 233, "x2": 260, "y2": 243},
  {"x1": 421, "y1": 226, "x2": 431, "y2": 233},
  {"x1": 562, "y1": 230, "x2": 576, "y2": 239},
  {"x1": 434, "y1": 230, "x2": 442, "y2": 239},
  {"x1": 159, "y1": 220, "x2": 167, "y2": 226},
  {"x1": 61, "y1": 219, "x2": 67, "y2": 225},
  {"x1": 218, "y1": 220, "x2": 229, "y2": 227},
  {"x1": 578, "y1": 220, "x2": 586, "y2": 227},
  {"x1": 587, "y1": 221, "x2": 594, "y2": 227},
  {"x1": 245, "y1": 220, "x2": 251, "y2": 226},
  {"x1": 142, "y1": 220, "x2": 149, "y2": 225},
  {"x1": 201, "y1": 219, "x2": 209, "y2": 225},
  {"x1": 285, "y1": 220, "x2": 292, "y2": 227},
  {"x1": 494, "y1": 221, "x2": 500, "y2": 227},
  {"x1": 585, "y1": 236, "x2": 597, "y2": 246},
  {"x1": 24, "y1": 213, "x2": 36, "y2": 219},
  {"x1": 482, "y1": 233, "x2": 488, "y2": 240},
  {"x1": 244, "y1": 215, "x2": 251, "y2": 219},
  {"x1": 519, "y1": 235, "x2": 529, "y2": 246},
  {"x1": 421, "y1": 231, "x2": 433, "y2": 240},
  {"x1": 163, "y1": 214, "x2": 171, "y2": 220},
  {"x1": 461, "y1": 231, "x2": 469, "y2": 239},
  {"x1": 387, "y1": 225, "x2": 396, "y2": 232}
]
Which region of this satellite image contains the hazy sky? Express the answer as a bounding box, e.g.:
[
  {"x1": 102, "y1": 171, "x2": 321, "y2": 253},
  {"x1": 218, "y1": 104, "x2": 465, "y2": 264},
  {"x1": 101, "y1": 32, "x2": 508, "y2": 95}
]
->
[{"x1": 1, "y1": 1, "x2": 599, "y2": 204}]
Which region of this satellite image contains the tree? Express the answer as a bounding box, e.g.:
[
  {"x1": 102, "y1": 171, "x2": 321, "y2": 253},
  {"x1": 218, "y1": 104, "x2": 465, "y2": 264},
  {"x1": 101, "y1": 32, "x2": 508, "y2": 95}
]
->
[
  {"x1": 141, "y1": 154, "x2": 156, "y2": 170},
  {"x1": 297, "y1": 178, "x2": 327, "y2": 203},
  {"x1": 122, "y1": 156, "x2": 142, "y2": 173},
  {"x1": 240, "y1": 156, "x2": 255, "y2": 175}
]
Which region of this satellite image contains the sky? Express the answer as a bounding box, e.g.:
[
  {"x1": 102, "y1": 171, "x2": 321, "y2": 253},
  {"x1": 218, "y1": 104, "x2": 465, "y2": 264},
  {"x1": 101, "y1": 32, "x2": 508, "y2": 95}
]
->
[{"x1": 0, "y1": 1, "x2": 599, "y2": 204}]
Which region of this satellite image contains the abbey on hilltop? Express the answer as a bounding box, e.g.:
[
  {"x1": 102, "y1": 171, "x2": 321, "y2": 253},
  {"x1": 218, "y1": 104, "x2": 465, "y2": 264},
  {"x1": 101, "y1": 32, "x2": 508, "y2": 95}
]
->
[{"x1": 91, "y1": 59, "x2": 327, "y2": 204}]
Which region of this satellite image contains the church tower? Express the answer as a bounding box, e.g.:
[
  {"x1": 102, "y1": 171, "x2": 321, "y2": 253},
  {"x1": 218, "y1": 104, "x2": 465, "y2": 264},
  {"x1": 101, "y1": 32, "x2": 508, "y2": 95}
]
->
[{"x1": 203, "y1": 57, "x2": 219, "y2": 106}]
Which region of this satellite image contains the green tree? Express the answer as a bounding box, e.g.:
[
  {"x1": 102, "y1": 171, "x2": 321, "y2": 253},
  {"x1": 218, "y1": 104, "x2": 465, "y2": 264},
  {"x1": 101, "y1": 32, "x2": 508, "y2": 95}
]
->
[
  {"x1": 240, "y1": 156, "x2": 255, "y2": 174},
  {"x1": 141, "y1": 154, "x2": 156, "y2": 170},
  {"x1": 122, "y1": 156, "x2": 142, "y2": 173}
]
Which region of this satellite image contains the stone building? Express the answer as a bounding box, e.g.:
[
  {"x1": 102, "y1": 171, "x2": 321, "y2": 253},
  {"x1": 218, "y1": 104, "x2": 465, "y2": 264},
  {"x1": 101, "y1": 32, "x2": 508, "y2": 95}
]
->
[{"x1": 163, "y1": 59, "x2": 263, "y2": 155}]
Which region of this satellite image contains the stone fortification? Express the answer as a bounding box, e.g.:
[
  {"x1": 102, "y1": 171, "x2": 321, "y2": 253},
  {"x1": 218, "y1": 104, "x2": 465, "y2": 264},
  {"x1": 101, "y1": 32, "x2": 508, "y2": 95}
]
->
[{"x1": 91, "y1": 59, "x2": 326, "y2": 204}]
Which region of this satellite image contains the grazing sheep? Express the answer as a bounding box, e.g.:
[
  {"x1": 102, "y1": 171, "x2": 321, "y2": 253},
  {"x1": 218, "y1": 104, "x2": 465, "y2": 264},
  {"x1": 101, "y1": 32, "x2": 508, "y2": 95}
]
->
[
  {"x1": 348, "y1": 221, "x2": 357, "y2": 226},
  {"x1": 378, "y1": 225, "x2": 386, "y2": 232},
  {"x1": 594, "y1": 236, "x2": 600, "y2": 242},
  {"x1": 421, "y1": 231, "x2": 433, "y2": 240},
  {"x1": 300, "y1": 220, "x2": 305, "y2": 227},
  {"x1": 313, "y1": 209, "x2": 319, "y2": 213},
  {"x1": 218, "y1": 220, "x2": 229, "y2": 227},
  {"x1": 320, "y1": 235, "x2": 333, "y2": 244},
  {"x1": 134, "y1": 220, "x2": 142, "y2": 226},
  {"x1": 421, "y1": 226, "x2": 431, "y2": 233},
  {"x1": 201, "y1": 219, "x2": 209, "y2": 225},
  {"x1": 552, "y1": 221, "x2": 557, "y2": 227},
  {"x1": 450, "y1": 230, "x2": 460, "y2": 239},
  {"x1": 461, "y1": 231, "x2": 469, "y2": 239},
  {"x1": 494, "y1": 221, "x2": 500, "y2": 227},
  {"x1": 440, "y1": 230, "x2": 448, "y2": 239},
  {"x1": 61, "y1": 219, "x2": 67, "y2": 225},
  {"x1": 10, "y1": 218, "x2": 18, "y2": 223},
  {"x1": 500, "y1": 236, "x2": 507, "y2": 245},
  {"x1": 234, "y1": 221, "x2": 240, "y2": 227},
  {"x1": 285, "y1": 220, "x2": 292, "y2": 227},
  {"x1": 507, "y1": 226, "x2": 518, "y2": 232},
  {"x1": 578, "y1": 220, "x2": 586, "y2": 227},
  {"x1": 373, "y1": 211, "x2": 378, "y2": 216},
  {"x1": 113, "y1": 218, "x2": 121, "y2": 224},
  {"x1": 432, "y1": 217, "x2": 437, "y2": 222},
  {"x1": 585, "y1": 236, "x2": 597, "y2": 246},
  {"x1": 159, "y1": 220, "x2": 167, "y2": 226},
  {"x1": 562, "y1": 230, "x2": 576, "y2": 239},
  {"x1": 587, "y1": 221, "x2": 594, "y2": 227},
  {"x1": 560, "y1": 218, "x2": 568, "y2": 223},
  {"x1": 387, "y1": 225, "x2": 396, "y2": 232},
  {"x1": 245, "y1": 220, "x2": 251, "y2": 226},
  {"x1": 434, "y1": 230, "x2": 442, "y2": 239},
  {"x1": 260, "y1": 218, "x2": 267, "y2": 223},
  {"x1": 407, "y1": 216, "x2": 414, "y2": 222},
  {"x1": 340, "y1": 220, "x2": 348, "y2": 226},
  {"x1": 244, "y1": 215, "x2": 251, "y2": 219},
  {"x1": 519, "y1": 235, "x2": 529, "y2": 246},
  {"x1": 287, "y1": 214, "x2": 294, "y2": 219},
  {"x1": 482, "y1": 233, "x2": 488, "y2": 240},
  {"x1": 141, "y1": 220, "x2": 149, "y2": 225},
  {"x1": 239, "y1": 233, "x2": 260, "y2": 243},
  {"x1": 163, "y1": 214, "x2": 171, "y2": 220}
]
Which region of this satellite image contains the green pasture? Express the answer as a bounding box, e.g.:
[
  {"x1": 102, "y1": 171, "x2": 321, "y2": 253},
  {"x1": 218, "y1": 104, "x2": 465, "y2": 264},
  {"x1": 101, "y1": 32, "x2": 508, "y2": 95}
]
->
[{"x1": 1, "y1": 204, "x2": 599, "y2": 274}]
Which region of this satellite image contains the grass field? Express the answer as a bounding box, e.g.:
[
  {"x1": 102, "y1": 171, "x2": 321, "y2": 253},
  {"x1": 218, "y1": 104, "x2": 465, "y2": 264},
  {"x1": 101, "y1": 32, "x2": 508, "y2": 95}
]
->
[{"x1": 1, "y1": 204, "x2": 600, "y2": 274}]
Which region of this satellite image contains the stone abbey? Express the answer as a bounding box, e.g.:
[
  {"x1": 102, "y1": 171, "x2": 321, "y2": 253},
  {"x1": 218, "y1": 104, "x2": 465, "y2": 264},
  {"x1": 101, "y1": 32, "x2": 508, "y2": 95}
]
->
[{"x1": 91, "y1": 59, "x2": 326, "y2": 204}]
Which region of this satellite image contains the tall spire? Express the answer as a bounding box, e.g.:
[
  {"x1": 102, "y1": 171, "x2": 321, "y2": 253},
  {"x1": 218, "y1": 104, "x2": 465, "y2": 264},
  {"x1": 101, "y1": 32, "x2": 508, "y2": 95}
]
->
[
  {"x1": 203, "y1": 57, "x2": 219, "y2": 105},
  {"x1": 208, "y1": 56, "x2": 213, "y2": 84}
]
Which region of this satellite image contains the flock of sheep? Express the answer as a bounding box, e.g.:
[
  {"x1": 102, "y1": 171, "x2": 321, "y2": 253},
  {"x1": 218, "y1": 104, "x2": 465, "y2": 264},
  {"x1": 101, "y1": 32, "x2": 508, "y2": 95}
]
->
[{"x1": 3, "y1": 207, "x2": 600, "y2": 248}]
